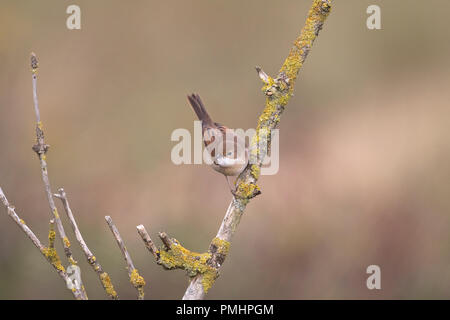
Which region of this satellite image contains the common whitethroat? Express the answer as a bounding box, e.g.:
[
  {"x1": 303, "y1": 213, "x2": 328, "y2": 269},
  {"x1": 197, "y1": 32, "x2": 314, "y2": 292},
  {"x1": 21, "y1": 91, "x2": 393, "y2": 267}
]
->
[{"x1": 187, "y1": 93, "x2": 248, "y2": 194}]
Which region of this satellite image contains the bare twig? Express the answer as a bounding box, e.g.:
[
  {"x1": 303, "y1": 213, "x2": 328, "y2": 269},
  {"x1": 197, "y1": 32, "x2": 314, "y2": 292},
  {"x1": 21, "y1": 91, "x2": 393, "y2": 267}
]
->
[
  {"x1": 29, "y1": 53, "x2": 88, "y2": 299},
  {"x1": 255, "y1": 66, "x2": 270, "y2": 84},
  {"x1": 158, "y1": 232, "x2": 173, "y2": 250},
  {"x1": 136, "y1": 225, "x2": 158, "y2": 259},
  {"x1": 1, "y1": 187, "x2": 45, "y2": 254},
  {"x1": 182, "y1": 0, "x2": 333, "y2": 300},
  {"x1": 30, "y1": 54, "x2": 81, "y2": 273},
  {"x1": 0, "y1": 187, "x2": 85, "y2": 299},
  {"x1": 54, "y1": 189, "x2": 119, "y2": 299},
  {"x1": 106, "y1": 216, "x2": 146, "y2": 300}
]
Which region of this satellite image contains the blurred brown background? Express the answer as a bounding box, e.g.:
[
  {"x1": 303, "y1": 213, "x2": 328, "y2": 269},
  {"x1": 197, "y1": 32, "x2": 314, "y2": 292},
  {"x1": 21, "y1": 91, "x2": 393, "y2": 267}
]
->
[{"x1": 1, "y1": 0, "x2": 450, "y2": 299}]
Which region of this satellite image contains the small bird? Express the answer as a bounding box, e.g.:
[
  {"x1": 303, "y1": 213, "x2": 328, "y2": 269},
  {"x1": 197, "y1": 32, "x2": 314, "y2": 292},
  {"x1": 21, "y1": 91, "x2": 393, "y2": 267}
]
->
[{"x1": 187, "y1": 93, "x2": 248, "y2": 194}]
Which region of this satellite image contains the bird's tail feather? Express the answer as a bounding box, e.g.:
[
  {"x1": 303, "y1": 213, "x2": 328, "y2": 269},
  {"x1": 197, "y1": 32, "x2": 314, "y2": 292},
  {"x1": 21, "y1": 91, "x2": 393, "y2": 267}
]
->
[{"x1": 187, "y1": 93, "x2": 214, "y2": 126}]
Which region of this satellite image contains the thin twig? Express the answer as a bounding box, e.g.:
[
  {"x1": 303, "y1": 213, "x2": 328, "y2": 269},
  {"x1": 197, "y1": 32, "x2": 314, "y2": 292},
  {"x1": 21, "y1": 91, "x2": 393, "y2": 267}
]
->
[
  {"x1": 29, "y1": 53, "x2": 88, "y2": 299},
  {"x1": 0, "y1": 187, "x2": 85, "y2": 299},
  {"x1": 255, "y1": 66, "x2": 270, "y2": 84},
  {"x1": 1, "y1": 187, "x2": 45, "y2": 253},
  {"x1": 136, "y1": 225, "x2": 158, "y2": 259},
  {"x1": 30, "y1": 53, "x2": 80, "y2": 272},
  {"x1": 182, "y1": 0, "x2": 333, "y2": 300},
  {"x1": 158, "y1": 232, "x2": 173, "y2": 250},
  {"x1": 55, "y1": 188, "x2": 119, "y2": 299},
  {"x1": 105, "y1": 216, "x2": 146, "y2": 300}
]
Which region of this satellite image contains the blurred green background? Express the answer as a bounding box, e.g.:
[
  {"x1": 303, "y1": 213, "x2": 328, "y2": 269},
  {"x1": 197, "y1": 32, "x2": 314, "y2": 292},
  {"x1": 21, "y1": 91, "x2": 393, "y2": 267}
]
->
[{"x1": 1, "y1": 0, "x2": 450, "y2": 299}]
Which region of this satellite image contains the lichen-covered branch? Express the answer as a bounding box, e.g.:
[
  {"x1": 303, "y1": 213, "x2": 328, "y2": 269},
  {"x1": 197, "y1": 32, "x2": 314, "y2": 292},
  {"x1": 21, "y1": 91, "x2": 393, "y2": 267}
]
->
[
  {"x1": 182, "y1": 0, "x2": 332, "y2": 300},
  {"x1": 55, "y1": 189, "x2": 119, "y2": 299},
  {"x1": 106, "y1": 216, "x2": 146, "y2": 300},
  {"x1": 0, "y1": 187, "x2": 85, "y2": 299},
  {"x1": 137, "y1": 228, "x2": 230, "y2": 295}
]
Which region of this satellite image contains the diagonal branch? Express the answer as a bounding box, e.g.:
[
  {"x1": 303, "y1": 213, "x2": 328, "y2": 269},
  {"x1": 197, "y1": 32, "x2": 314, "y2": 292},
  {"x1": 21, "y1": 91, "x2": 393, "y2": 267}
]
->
[
  {"x1": 106, "y1": 216, "x2": 146, "y2": 300},
  {"x1": 182, "y1": 0, "x2": 333, "y2": 300},
  {"x1": 55, "y1": 189, "x2": 119, "y2": 299}
]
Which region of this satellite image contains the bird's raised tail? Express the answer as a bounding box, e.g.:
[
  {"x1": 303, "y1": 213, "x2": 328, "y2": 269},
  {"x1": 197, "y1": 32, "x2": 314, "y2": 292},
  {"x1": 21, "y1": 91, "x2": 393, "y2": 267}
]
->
[{"x1": 187, "y1": 93, "x2": 214, "y2": 127}]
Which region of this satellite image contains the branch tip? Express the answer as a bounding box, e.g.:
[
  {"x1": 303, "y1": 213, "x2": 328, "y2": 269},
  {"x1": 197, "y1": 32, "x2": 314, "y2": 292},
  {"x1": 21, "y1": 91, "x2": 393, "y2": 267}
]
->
[
  {"x1": 31, "y1": 52, "x2": 38, "y2": 72},
  {"x1": 136, "y1": 225, "x2": 158, "y2": 258},
  {"x1": 255, "y1": 66, "x2": 270, "y2": 84},
  {"x1": 158, "y1": 232, "x2": 173, "y2": 250},
  {"x1": 106, "y1": 215, "x2": 145, "y2": 299}
]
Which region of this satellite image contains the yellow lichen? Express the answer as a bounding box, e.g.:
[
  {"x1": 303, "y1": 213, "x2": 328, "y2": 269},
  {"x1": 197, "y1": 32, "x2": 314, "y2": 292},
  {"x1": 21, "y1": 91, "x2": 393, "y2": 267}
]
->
[
  {"x1": 280, "y1": 0, "x2": 331, "y2": 86},
  {"x1": 48, "y1": 228, "x2": 56, "y2": 248},
  {"x1": 63, "y1": 237, "x2": 71, "y2": 248},
  {"x1": 100, "y1": 272, "x2": 118, "y2": 299},
  {"x1": 69, "y1": 256, "x2": 77, "y2": 266},
  {"x1": 257, "y1": 98, "x2": 278, "y2": 129},
  {"x1": 236, "y1": 181, "x2": 260, "y2": 200},
  {"x1": 157, "y1": 239, "x2": 218, "y2": 293},
  {"x1": 249, "y1": 134, "x2": 260, "y2": 163},
  {"x1": 52, "y1": 208, "x2": 59, "y2": 219},
  {"x1": 201, "y1": 269, "x2": 217, "y2": 293},
  {"x1": 250, "y1": 164, "x2": 261, "y2": 180},
  {"x1": 89, "y1": 255, "x2": 97, "y2": 265},
  {"x1": 48, "y1": 230, "x2": 56, "y2": 241},
  {"x1": 278, "y1": 94, "x2": 290, "y2": 107},
  {"x1": 261, "y1": 76, "x2": 275, "y2": 93},
  {"x1": 210, "y1": 237, "x2": 230, "y2": 256},
  {"x1": 130, "y1": 269, "x2": 146, "y2": 287},
  {"x1": 256, "y1": 0, "x2": 331, "y2": 136},
  {"x1": 130, "y1": 269, "x2": 146, "y2": 299},
  {"x1": 19, "y1": 219, "x2": 25, "y2": 224},
  {"x1": 42, "y1": 246, "x2": 65, "y2": 272}
]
